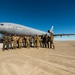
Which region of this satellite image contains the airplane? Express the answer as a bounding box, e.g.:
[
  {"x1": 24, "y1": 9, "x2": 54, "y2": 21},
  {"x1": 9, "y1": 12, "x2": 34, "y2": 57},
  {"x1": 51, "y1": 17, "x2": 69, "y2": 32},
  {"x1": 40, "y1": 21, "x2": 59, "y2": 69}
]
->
[{"x1": 0, "y1": 22, "x2": 75, "y2": 38}]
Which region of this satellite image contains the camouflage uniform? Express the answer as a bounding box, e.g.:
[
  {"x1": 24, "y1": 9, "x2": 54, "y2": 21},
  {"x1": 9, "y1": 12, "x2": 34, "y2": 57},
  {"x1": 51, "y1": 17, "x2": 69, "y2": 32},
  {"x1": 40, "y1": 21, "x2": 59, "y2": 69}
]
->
[
  {"x1": 34, "y1": 35, "x2": 40, "y2": 48},
  {"x1": 36, "y1": 35, "x2": 40, "y2": 48},
  {"x1": 45, "y1": 34, "x2": 48, "y2": 48},
  {"x1": 16, "y1": 35, "x2": 19, "y2": 48},
  {"x1": 50, "y1": 35, "x2": 55, "y2": 49},
  {"x1": 39, "y1": 36, "x2": 41, "y2": 47},
  {"x1": 8, "y1": 34, "x2": 13, "y2": 49},
  {"x1": 18, "y1": 36, "x2": 23, "y2": 48},
  {"x1": 12, "y1": 34, "x2": 17, "y2": 49},
  {"x1": 3, "y1": 34, "x2": 9, "y2": 50},
  {"x1": 24, "y1": 35, "x2": 27, "y2": 47},
  {"x1": 47, "y1": 36, "x2": 50, "y2": 48},
  {"x1": 34, "y1": 35, "x2": 37, "y2": 48},
  {"x1": 26, "y1": 35, "x2": 30, "y2": 48},
  {"x1": 41, "y1": 34, "x2": 45, "y2": 48}
]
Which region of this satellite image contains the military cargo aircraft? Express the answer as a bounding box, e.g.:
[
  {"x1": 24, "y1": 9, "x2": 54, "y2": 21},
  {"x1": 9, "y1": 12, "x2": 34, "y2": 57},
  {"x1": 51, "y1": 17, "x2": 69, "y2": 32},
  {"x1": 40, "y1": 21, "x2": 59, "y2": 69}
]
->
[{"x1": 0, "y1": 22, "x2": 75, "y2": 37}]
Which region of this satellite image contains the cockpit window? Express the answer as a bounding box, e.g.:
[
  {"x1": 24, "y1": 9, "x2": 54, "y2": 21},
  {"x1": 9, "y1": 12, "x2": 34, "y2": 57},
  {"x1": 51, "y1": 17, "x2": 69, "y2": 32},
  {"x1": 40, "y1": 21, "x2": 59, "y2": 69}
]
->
[{"x1": 0, "y1": 24, "x2": 4, "y2": 26}]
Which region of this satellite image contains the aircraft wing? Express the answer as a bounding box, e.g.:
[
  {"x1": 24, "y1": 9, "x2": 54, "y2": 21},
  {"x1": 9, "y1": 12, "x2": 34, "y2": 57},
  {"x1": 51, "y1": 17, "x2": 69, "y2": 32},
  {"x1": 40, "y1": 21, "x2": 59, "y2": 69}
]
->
[{"x1": 53, "y1": 34, "x2": 75, "y2": 37}]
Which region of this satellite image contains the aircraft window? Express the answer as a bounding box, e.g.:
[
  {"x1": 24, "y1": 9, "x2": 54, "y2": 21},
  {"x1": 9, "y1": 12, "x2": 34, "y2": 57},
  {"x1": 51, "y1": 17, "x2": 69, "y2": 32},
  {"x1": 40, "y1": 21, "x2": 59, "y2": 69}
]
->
[{"x1": 0, "y1": 24, "x2": 4, "y2": 26}]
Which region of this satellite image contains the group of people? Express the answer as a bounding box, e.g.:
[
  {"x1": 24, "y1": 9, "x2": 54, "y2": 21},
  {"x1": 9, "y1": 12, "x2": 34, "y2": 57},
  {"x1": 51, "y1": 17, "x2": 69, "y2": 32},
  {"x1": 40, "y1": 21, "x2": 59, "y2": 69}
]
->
[{"x1": 2, "y1": 33, "x2": 55, "y2": 51}]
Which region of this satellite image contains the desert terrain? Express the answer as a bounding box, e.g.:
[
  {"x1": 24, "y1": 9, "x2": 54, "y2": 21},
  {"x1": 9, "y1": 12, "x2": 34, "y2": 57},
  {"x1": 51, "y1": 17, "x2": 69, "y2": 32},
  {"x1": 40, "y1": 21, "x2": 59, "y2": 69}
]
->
[{"x1": 0, "y1": 41, "x2": 75, "y2": 75}]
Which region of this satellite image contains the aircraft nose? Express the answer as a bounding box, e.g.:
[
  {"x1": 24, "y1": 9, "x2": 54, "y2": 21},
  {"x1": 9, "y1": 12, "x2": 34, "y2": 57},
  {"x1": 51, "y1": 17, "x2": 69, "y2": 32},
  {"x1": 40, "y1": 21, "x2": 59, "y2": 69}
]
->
[{"x1": 0, "y1": 24, "x2": 4, "y2": 32}]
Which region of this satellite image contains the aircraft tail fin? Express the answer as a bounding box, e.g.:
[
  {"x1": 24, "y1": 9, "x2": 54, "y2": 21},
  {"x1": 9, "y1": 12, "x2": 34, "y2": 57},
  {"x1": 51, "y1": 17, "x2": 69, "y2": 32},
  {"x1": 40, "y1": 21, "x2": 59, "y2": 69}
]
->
[{"x1": 50, "y1": 26, "x2": 54, "y2": 33}]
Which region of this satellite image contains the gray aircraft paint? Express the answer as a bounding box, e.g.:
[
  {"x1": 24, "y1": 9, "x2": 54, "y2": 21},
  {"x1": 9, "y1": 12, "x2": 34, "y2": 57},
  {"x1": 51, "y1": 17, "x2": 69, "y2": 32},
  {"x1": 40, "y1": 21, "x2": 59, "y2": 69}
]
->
[{"x1": 0, "y1": 22, "x2": 49, "y2": 36}]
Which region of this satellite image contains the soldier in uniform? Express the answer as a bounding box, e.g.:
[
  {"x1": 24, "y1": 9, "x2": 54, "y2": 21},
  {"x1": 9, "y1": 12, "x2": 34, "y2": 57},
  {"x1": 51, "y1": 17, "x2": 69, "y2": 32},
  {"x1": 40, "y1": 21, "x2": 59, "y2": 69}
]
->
[
  {"x1": 18, "y1": 36, "x2": 23, "y2": 48},
  {"x1": 34, "y1": 35, "x2": 37, "y2": 48},
  {"x1": 16, "y1": 35, "x2": 20, "y2": 48},
  {"x1": 12, "y1": 34, "x2": 17, "y2": 49},
  {"x1": 24, "y1": 35, "x2": 27, "y2": 47},
  {"x1": 50, "y1": 34, "x2": 55, "y2": 49},
  {"x1": 34, "y1": 35, "x2": 40, "y2": 48},
  {"x1": 47, "y1": 36, "x2": 50, "y2": 48},
  {"x1": 41, "y1": 34, "x2": 45, "y2": 48},
  {"x1": 8, "y1": 34, "x2": 13, "y2": 49},
  {"x1": 36, "y1": 35, "x2": 40, "y2": 48},
  {"x1": 2, "y1": 33, "x2": 9, "y2": 51},
  {"x1": 22, "y1": 36, "x2": 26, "y2": 47},
  {"x1": 45, "y1": 34, "x2": 48, "y2": 48},
  {"x1": 26, "y1": 35, "x2": 30, "y2": 48},
  {"x1": 39, "y1": 36, "x2": 41, "y2": 47}
]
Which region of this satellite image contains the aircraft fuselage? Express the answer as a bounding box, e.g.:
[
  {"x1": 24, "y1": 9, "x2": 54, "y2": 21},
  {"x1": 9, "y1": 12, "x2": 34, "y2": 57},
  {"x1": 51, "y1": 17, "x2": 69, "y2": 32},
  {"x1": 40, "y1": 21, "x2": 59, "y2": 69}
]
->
[{"x1": 0, "y1": 23, "x2": 48, "y2": 36}]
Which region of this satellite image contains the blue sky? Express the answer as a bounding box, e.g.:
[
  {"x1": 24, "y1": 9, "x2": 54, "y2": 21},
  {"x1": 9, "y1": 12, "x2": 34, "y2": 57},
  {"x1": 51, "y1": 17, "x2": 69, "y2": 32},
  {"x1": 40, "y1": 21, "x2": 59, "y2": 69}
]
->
[{"x1": 0, "y1": 0, "x2": 75, "y2": 40}]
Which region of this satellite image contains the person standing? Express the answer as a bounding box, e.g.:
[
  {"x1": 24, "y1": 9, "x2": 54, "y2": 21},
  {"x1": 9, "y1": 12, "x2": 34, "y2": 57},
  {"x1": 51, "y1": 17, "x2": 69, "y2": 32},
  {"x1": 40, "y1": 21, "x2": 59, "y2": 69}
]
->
[
  {"x1": 36, "y1": 35, "x2": 40, "y2": 48},
  {"x1": 26, "y1": 35, "x2": 30, "y2": 48},
  {"x1": 18, "y1": 36, "x2": 23, "y2": 48},
  {"x1": 12, "y1": 34, "x2": 17, "y2": 49},
  {"x1": 34, "y1": 35, "x2": 37, "y2": 48},
  {"x1": 2, "y1": 33, "x2": 9, "y2": 51},
  {"x1": 45, "y1": 34, "x2": 48, "y2": 48},
  {"x1": 8, "y1": 34, "x2": 13, "y2": 49},
  {"x1": 47, "y1": 36, "x2": 50, "y2": 48},
  {"x1": 50, "y1": 34, "x2": 55, "y2": 49}
]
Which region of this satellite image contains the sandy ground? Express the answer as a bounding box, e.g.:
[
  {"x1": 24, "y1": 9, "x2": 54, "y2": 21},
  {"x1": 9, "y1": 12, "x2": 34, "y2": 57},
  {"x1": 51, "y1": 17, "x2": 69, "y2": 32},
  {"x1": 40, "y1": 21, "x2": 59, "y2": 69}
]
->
[{"x1": 0, "y1": 41, "x2": 75, "y2": 75}]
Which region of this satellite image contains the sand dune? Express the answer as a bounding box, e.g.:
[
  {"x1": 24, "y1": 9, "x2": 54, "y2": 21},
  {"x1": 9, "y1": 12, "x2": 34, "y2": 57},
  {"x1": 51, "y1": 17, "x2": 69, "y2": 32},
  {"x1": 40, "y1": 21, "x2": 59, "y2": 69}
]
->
[{"x1": 0, "y1": 41, "x2": 75, "y2": 75}]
